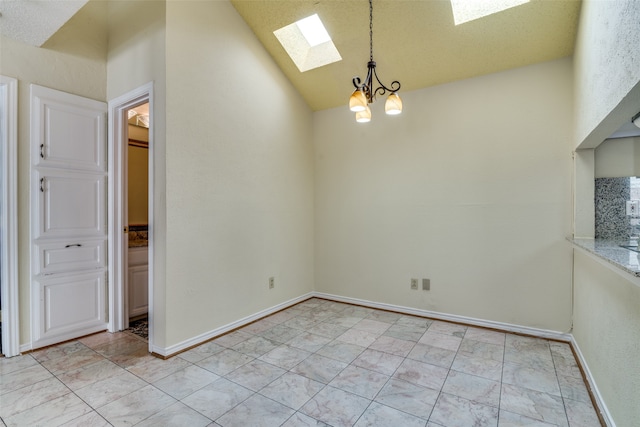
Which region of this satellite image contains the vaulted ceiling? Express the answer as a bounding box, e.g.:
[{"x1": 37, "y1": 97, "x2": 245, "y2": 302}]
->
[
  {"x1": 0, "y1": 0, "x2": 581, "y2": 113},
  {"x1": 230, "y1": 0, "x2": 582, "y2": 111}
]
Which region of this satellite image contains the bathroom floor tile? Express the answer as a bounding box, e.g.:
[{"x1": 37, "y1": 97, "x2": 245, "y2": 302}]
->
[
  {"x1": 74, "y1": 371, "x2": 148, "y2": 409},
  {"x1": 393, "y1": 358, "x2": 449, "y2": 390},
  {"x1": 300, "y1": 386, "x2": 370, "y2": 427},
  {"x1": 259, "y1": 372, "x2": 325, "y2": 410},
  {"x1": 354, "y1": 401, "x2": 427, "y2": 427},
  {"x1": 152, "y1": 364, "x2": 220, "y2": 399},
  {"x1": 0, "y1": 377, "x2": 70, "y2": 419},
  {"x1": 135, "y1": 401, "x2": 212, "y2": 427},
  {"x1": 258, "y1": 344, "x2": 311, "y2": 370},
  {"x1": 430, "y1": 393, "x2": 499, "y2": 427},
  {"x1": 181, "y1": 377, "x2": 253, "y2": 420},
  {"x1": 224, "y1": 359, "x2": 286, "y2": 391},
  {"x1": 3, "y1": 298, "x2": 599, "y2": 427},
  {"x1": 5, "y1": 392, "x2": 93, "y2": 427},
  {"x1": 374, "y1": 378, "x2": 439, "y2": 419},
  {"x1": 328, "y1": 364, "x2": 389, "y2": 399},
  {"x1": 96, "y1": 384, "x2": 176, "y2": 426},
  {"x1": 216, "y1": 393, "x2": 295, "y2": 427},
  {"x1": 441, "y1": 370, "x2": 501, "y2": 407}
]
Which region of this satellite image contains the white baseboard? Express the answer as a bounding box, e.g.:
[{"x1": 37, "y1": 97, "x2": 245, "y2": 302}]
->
[
  {"x1": 99, "y1": 290, "x2": 612, "y2": 427},
  {"x1": 313, "y1": 292, "x2": 573, "y2": 342},
  {"x1": 152, "y1": 292, "x2": 314, "y2": 357},
  {"x1": 570, "y1": 337, "x2": 616, "y2": 427}
]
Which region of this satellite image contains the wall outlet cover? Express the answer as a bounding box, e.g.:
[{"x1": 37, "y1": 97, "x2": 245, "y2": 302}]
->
[
  {"x1": 410, "y1": 278, "x2": 418, "y2": 290},
  {"x1": 627, "y1": 200, "x2": 640, "y2": 216}
]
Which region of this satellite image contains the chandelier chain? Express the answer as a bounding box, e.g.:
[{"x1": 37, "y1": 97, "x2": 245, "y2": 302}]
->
[{"x1": 369, "y1": 0, "x2": 373, "y2": 61}]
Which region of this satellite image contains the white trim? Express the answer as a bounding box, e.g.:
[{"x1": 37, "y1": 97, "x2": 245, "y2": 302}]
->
[
  {"x1": 153, "y1": 293, "x2": 314, "y2": 357},
  {"x1": 155, "y1": 290, "x2": 573, "y2": 357},
  {"x1": 108, "y1": 83, "x2": 154, "y2": 353},
  {"x1": 570, "y1": 336, "x2": 616, "y2": 427},
  {"x1": 0, "y1": 75, "x2": 19, "y2": 357},
  {"x1": 313, "y1": 292, "x2": 573, "y2": 342}
]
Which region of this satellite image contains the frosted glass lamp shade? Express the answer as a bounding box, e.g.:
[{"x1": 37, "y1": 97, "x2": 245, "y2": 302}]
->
[
  {"x1": 385, "y1": 92, "x2": 402, "y2": 115},
  {"x1": 349, "y1": 89, "x2": 368, "y2": 112},
  {"x1": 356, "y1": 106, "x2": 371, "y2": 123}
]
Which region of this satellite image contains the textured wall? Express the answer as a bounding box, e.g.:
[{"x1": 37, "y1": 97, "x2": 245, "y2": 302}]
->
[
  {"x1": 314, "y1": 58, "x2": 573, "y2": 331},
  {"x1": 573, "y1": 0, "x2": 640, "y2": 149},
  {"x1": 163, "y1": 1, "x2": 315, "y2": 347},
  {"x1": 573, "y1": 250, "x2": 640, "y2": 426}
]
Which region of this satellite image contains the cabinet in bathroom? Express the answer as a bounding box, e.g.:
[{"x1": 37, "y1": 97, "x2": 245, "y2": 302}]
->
[{"x1": 128, "y1": 247, "x2": 148, "y2": 318}]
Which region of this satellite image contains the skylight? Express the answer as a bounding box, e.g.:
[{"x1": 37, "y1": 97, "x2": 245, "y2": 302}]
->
[
  {"x1": 297, "y1": 14, "x2": 331, "y2": 47},
  {"x1": 450, "y1": 0, "x2": 530, "y2": 25},
  {"x1": 274, "y1": 14, "x2": 342, "y2": 72}
]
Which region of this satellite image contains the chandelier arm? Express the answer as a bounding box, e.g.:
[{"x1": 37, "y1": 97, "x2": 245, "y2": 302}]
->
[{"x1": 371, "y1": 66, "x2": 401, "y2": 98}]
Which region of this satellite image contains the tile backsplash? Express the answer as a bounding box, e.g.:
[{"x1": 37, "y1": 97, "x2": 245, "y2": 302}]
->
[{"x1": 595, "y1": 177, "x2": 640, "y2": 240}]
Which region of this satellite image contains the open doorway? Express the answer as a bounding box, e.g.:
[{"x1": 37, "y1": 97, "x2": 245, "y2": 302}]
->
[
  {"x1": 124, "y1": 103, "x2": 149, "y2": 340},
  {"x1": 108, "y1": 83, "x2": 154, "y2": 351}
]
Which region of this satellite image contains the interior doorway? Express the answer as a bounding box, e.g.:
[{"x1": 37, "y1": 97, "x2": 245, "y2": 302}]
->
[
  {"x1": 108, "y1": 83, "x2": 154, "y2": 351},
  {"x1": 124, "y1": 102, "x2": 149, "y2": 339}
]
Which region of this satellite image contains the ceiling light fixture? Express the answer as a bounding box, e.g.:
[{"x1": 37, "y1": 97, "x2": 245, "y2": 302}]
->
[
  {"x1": 349, "y1": 0, "x2": 402, "y2": 122},
  {"x1": 633, "y1": 112, "x2": 640, "y2": 129}
]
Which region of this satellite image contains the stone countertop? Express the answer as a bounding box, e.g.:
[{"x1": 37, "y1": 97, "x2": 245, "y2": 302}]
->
[
  {"x1": 129, "y1": 231, "x2": 148, "y2": 248},
  {"x1": 569, "y1": 237, "x2": 640, "y2": 277}
]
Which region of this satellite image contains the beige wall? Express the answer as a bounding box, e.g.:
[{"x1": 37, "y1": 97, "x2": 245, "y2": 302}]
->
[
  {"x1": 573, "y1": 0, "x2": 640, "y2": 149},
  {"x1": 128, "y1": 143, "x2": 149, "y2": 225},
  {"x1": 163, "y1": 1, "x2": 315, "y2": 346},
  {"x1": 106, "y1": 0, "x2": 168, "y2": 347},
  {"x1": 314, "y1": 58, "x2": 573, "y2": 331},
  {"x1": 0, "y1": 0, "x2": 108, "y2": 344},
  {"x1": 573, "y1": 250, "x2": 640, "y2": 426},
  {"x1": 571, "y1": 2, "x2": 640, "y2": 424},
  {"x1": 595, "y1": 136, "x2": 640, "y2": 178}
]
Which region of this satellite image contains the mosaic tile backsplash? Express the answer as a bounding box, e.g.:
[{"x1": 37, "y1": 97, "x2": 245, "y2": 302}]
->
[{"x1": 595, "y1": 177, "x2": 634, "y2": 239}]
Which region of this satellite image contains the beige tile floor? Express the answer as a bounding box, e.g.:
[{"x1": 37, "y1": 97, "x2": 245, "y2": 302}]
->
[{"x1": 0, "y1": 298, "x2": 602, "y2": 427}]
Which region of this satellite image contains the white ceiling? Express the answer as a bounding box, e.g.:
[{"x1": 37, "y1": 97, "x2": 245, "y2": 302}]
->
[{"x1": 0, "y1": 0, "x2": 89, "y2": 47}]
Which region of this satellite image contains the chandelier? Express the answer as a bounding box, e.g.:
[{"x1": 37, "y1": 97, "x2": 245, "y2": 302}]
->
[{"x1": 349, "y1": 0, "x2": 402, "y2": 123}]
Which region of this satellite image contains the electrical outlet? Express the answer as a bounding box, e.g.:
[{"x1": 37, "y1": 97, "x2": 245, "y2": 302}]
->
[
  {"x1": 422, "y1": 278, "x2": 430, "y2": 291},
  {"x1": 627, "y1": 200, "x2": 640, "y2": 216},
  {"x1": 269, "y1": 277, "x2": 275, "y2": 289},
  {"x1": 410, "y1": 278, "x2": 418, "y2": 290}
]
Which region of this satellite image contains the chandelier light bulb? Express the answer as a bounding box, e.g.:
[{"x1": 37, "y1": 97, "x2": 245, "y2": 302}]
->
[
  {"x1": 385, "y1": 92, "x2": 403, "y2": 115},
  {"x1": 356, "y1": 106, "x2": 372, "y2": 123},
  {"x1": 349, "y1": 89, "x2": 368, "y2": 112}
]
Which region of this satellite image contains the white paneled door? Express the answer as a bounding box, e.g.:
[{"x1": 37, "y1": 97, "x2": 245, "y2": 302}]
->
[{"x1": 30, "y1": 85, "x2": 108, "y2": 349}]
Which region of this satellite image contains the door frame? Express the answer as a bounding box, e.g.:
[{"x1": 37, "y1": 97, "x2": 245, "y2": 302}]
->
[
  {"x1": 108, "y1": 82, "x2": 154, "y2": 352},
  {"x1": 0, "y1": 75, "x2": 19, "y2": 357}
]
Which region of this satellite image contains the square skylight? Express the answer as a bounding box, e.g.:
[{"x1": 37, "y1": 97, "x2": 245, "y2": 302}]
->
[
  {"x1": 274, "y1": 14, "x2": 342, "y2": 72},
  {"x1": 451, "y1": 0, "x2": 530, "y2": 25}
]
